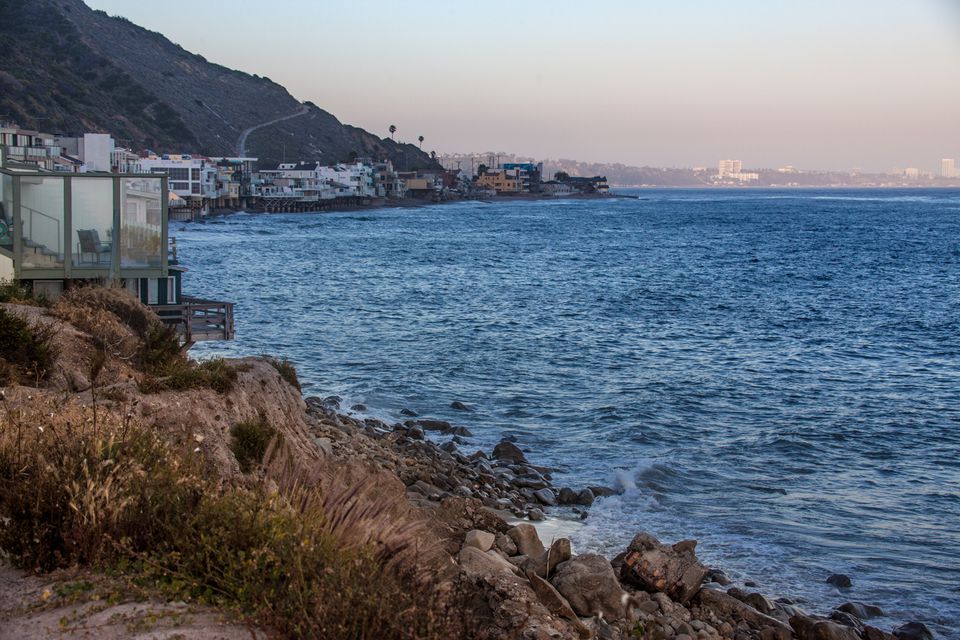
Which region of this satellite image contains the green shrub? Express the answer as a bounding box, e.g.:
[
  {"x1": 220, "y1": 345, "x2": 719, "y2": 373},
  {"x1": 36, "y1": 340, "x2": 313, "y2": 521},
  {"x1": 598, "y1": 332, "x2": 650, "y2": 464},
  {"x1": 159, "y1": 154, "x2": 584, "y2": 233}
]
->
[
  {"x1": 139, "y1": 323, "x2": 184, "y2": 374},
  {"x1": 138, "y1": 357, "x2": 242, "y2": 394},
  {"x1": 0, "y1": 280, "x2": 42, "y2": 305},
  {"x1": 266, "y1": 356, "x2": 301, "y2": 392},
  {"x1": 230, "y1": 413, "x2": 276, "y2": 473},
  {"x1": 0, "y1": 308, "x2": 57, "y2": 385}
]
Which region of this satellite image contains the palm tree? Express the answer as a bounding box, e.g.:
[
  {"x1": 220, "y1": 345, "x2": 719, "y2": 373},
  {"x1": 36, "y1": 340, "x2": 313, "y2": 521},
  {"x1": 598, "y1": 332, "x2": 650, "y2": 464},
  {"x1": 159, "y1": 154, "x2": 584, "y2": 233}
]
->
[
  {"x1": 389, "y1": 125, "x2": 396, "y2": 140},
  {"x1": 418, "y1": 135, "x2": 424, "y2": 149}
]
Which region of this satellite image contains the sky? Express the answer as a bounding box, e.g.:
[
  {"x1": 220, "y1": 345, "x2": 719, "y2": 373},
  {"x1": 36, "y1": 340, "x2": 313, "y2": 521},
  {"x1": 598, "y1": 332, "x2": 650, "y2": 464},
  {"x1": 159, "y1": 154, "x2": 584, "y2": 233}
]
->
[{"x1": 83, "y1": 0, "x2": 960, "y2": 172}]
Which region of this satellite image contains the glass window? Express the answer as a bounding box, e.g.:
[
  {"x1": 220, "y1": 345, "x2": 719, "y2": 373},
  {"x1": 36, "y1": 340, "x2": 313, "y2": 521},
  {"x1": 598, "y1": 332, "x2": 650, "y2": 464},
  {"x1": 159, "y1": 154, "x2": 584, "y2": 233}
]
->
[
  {"x1": 120, "y1": 177, "x2": 162, "y2": 269},
  {"x1": 0, "y1": 173, "x2": 12, "y2": 252},
  {"x1": 20, "y1": 176, "x2": 65, "y2": 269},
  {"x1": 72, "y1": 177, "x2": 114, "y2": 268},
  {"x1": 191, "y1": 168, "x2": 199, "y2": 180}
]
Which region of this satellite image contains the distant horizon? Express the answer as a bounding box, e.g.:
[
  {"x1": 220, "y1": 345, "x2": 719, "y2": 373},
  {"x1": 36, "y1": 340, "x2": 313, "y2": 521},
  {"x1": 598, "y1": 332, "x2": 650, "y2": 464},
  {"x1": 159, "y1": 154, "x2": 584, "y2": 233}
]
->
[{"x1": 83, "y1": 0, "x2": 960, "y2": 173}]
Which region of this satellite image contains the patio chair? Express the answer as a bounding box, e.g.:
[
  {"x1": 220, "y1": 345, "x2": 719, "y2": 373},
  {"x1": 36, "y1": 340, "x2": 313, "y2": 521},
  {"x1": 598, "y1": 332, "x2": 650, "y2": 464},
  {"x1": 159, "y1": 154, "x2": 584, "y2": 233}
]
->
[{"x1": 77, "y1": 229, "x2": 111, "y2": 264}]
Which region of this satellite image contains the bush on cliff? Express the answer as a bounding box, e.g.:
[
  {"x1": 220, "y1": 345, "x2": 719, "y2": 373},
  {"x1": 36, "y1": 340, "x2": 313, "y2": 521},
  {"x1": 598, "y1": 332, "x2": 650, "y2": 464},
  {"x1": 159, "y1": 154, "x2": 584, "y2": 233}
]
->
[
  {"x1": 266, "y1": 356, "x2": 301, "y2": 392},
  {"x1": 0, "y1": 398, "x2": 471, "y2": 639},
  {"x1": 0, "y1": 307, "x2": 57, "y2": 385},
  {"x1": 231, "y1": 412, "x2": 276, "y2": 472}
]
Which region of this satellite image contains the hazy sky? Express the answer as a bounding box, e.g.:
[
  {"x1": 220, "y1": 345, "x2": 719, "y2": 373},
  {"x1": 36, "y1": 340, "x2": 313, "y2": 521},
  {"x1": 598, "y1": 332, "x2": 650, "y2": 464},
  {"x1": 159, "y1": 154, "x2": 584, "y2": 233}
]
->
[{"x1": 84, "y1": 0, "x2": 959, "y2": 172}]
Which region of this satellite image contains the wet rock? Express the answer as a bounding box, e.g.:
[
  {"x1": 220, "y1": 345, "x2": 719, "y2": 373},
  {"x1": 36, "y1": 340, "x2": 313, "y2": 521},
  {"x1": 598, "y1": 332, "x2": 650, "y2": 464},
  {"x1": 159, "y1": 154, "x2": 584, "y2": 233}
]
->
[
  {"x1": 745, "y1": 592, "x2": 776, "y2": 615},
  {"x1": 588, "y1": 485, "x2": 619, "y2": 498},
  {"x1": 893, "y1": 622, "x2": 934, "y2": 640},
  {"x1": 350, "y1": 403, "x2": 367, "y2": 412},
  {"x1": 826, "y1": 574, "x2": 852, "y2": 588},
  {"x1": 507, "y1": 523, "x2": 545, "y2": 558},
  {"x1": 759, "y1": 627, "x2": 793, "y2": 640},
  {"x1": 492, "y1": 441, "x2": 528, "y2": 464},
  {"x1": 575, "y1": 488, "x2": 595, "y2": 506},
  {"x1": 500, "y1": 433, "x2": 518, "y2": 443},
  {"x1": 527, "y1": 508, "x2": 546, "y2": 521},
  {"x1": 533, "y1": 488, "x2": 557, "y2": 506},
  {"x1": 864, "y1": 626, "x2": 897, "y2": 640},
  {"x1": 527, "y1": 538, "x2": 572, "y2": 579},
  {"x1": 557, "y1": 487, "x2": 577, "y2": 504},
  {"x1": 453, "y1": 485, "x2": 473, "y2": 498},
  {"x1": 696, "y1": 590, "x2": 793, "y2": 634},
  {"x1": 408, "y1": 426, "x2": 424, "y2": 440},
  {"x1": 417, "y1": 419, "x2": 453, "y2": 431},
  {"x1": 439, "y1": 440, "x2": 458, "y2": 453},
  {"x1": 449, "y1": 426, "x2": 473, "y2": 437},
  {"x1": 705, "y1": 568, "x2": 731, "y2": 586},
  {"x1": 450, "y1": 400, "x2": 472, "y2": 411},
  {"x1": 463, "y1": 530, "x2": 496, "y2": 552},
  {"x1": 322, "y1": 395, "x2": 343, "y2": 407},
  {"x1": 551, "y1": 554, "x2": 627, "y2": 621},
  {"x1": 790, "y1": 615, "x2": 860, "y2": 640},
  {"x1": 837, "y1": 602, "x2": 885, "y2": 620},
  {"x1": 829, "y1": 610, "x2": 865, "y2": 633},
  {"x1": 620, "y1": 532, "x2": 709, "y2": 604},
  {"x1": 399, "y1": 408, "x2": 418, "y2": 417}
]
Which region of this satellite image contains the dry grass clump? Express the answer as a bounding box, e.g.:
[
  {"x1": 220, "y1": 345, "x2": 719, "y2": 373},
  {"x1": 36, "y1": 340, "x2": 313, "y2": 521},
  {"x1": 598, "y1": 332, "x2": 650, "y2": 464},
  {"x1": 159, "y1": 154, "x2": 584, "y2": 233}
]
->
[
  {"x1": 265, "y1": 356, "x2": 301, "y2": 392},
  {"x1": 0, "y1": 397, "x2": 471, "y2": 639},
  {"x1": 0, "y1": 308, "x2": 58, "y2": 386}
]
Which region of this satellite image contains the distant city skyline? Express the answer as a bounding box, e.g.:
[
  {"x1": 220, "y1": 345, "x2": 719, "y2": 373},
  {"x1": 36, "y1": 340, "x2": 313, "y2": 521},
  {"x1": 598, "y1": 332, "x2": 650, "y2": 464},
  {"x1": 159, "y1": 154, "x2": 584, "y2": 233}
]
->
[{"x1": 83, "y1": 0, "x2": 959, "y2": 173}]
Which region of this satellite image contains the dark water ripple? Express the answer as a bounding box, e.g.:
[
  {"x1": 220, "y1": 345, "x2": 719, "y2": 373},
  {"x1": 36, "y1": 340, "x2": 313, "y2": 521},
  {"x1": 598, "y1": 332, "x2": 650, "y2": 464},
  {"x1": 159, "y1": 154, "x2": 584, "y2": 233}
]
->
[{"x1": 187, "y1": 189, "x2": 960, "y2": 638}]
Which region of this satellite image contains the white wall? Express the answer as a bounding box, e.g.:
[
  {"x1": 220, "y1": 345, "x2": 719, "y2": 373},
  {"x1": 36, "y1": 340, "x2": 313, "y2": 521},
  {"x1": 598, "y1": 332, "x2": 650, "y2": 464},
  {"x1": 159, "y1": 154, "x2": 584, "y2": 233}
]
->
[{"x1": 83, "y1": 134, "x2": 115, "y2": 172}]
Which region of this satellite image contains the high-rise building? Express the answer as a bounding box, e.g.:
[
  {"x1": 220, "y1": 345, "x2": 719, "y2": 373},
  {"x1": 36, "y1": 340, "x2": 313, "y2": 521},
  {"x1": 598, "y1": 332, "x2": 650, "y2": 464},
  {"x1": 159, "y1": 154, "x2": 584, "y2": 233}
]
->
[
  {"x1": 718, "y1": 159, "x2": 743, "y2": 178},
  {"x1": 940, "y1": 158, "x2": 957, "y2": 179}
]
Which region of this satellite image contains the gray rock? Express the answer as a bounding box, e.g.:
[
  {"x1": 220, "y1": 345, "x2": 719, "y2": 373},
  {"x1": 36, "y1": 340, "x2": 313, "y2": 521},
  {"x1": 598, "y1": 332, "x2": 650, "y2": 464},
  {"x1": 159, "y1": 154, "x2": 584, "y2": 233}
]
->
[
  {"x1": 492, "y1": 440, "x2": 527, "y2": 463},
  {"x1": 826, "y1": 574, "x2": 853, "y2": 588},
  {"x1": 439, "y1": 440, "x2": 458, "y2": 453},
  {"x1": 350, "y1": 403, "x2": 367, "y2": 412},
  {"x1": 417, "y1": 419, "x2": 452, "y2": 431},
  {"x1": 506, "y1": 523, "x2": 545, "y2": 557},
  {"x1": 588, "y1": 485, "x2": 619, "y2": 498},
  {"x1": 495, "y1": 533, "x2": 518, "y2": 557},
  {"x1": 450, "y1": 400, "x2": 472, "y2": 411},
  {"x1": 463, "y1": 530, "x2": 496, "y2": 552},
  {"x1": 400, "y1": 408, "x2": 418, "y2": 417},
  {"x1": 620, "y1": 532, "x2": 709, "y2": 604},
  {"x1": 696, "y1": 589, "x2": 793, "y2": 634},
  {"x1": 458, "y1": 546, "x2": 520, "y2": 577},
  {"x1": 527, "y1": 538, "x2": 572, "y2": 579},
  {"x1": 551, "y1": 554, "x2": 627, "y2": 621},
  {"x1": 557, "y1": 487, "x2": 578, "y2": 504},
  {"x1": 527, "y1": 507, "x2": 546, "y2": 521},
  {"x1": 790, "y1": 615, "x2": 861, "y2": 640},
  {"x1": 449, "y1": 426, "x2": 473, "y2": 437},
  {"x1": 705, "y1": 568, "x2": 732, "y2": 586},
  {"x1": 453, "y1": 485, "x2": 473, "y2": 498},
  {"x1": 864, "y1": 626, "x2": 898, "y2": 640},
  {"x1": 829, "y1": 611, "x2": 865, "y2": 634},
  {"x1": 312, "y1": 436, "x2": 332, "y2": 456},
  {"x1": 408, "y1": 426, "x2": 424, "y2": 440},
  {"x1": 837, "y1": 602, "x2": 885, "y2": 620},
  {"x1": 893, "y1": 622, "x2": 934, "y2": 640},
  {"x1": 526, "y1": 571, "x2": 591, "y2": 638},
  {"x1": 575, "y1": 488, "x2": 595, "y2": 506},
  {"x1": 533, "y1": 488, "x2": 558, "y2": 506}
]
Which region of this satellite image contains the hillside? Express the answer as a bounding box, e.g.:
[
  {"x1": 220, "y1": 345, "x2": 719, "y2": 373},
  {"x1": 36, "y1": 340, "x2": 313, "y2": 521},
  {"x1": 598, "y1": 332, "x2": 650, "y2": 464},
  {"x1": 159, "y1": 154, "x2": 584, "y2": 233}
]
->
[{"x1": 0, "y1": 0, "x2": 433, "y2": 168}]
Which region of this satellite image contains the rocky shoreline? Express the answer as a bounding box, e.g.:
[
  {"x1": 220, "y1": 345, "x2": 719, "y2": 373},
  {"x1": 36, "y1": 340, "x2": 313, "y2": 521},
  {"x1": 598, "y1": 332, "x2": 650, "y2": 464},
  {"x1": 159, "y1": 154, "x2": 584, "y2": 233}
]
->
[{"x1": 302, "y1": 394, "x2": 937, "y2": 640}]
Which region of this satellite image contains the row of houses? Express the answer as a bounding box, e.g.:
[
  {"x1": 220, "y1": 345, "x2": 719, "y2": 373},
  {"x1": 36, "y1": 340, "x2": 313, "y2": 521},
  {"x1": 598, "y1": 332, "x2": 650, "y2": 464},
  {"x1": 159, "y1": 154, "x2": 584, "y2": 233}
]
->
[{"x1": 474, "y1": 162, "x2": 610, "y2": 196}]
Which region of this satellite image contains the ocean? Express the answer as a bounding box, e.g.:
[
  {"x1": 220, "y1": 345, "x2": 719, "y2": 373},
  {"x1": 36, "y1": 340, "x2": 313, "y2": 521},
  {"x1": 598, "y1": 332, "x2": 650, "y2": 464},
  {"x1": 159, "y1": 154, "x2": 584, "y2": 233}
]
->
[{"x1": 186, "y1": 189, "x2": 960, "y2": 637}]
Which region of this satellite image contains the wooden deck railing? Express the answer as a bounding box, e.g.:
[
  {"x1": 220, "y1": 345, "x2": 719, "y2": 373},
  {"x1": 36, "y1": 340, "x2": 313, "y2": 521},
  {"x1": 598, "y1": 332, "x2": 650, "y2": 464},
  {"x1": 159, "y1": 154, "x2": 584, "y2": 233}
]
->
[{"x1": 152, "y1": 297, "x2": 235, "y2": 343}]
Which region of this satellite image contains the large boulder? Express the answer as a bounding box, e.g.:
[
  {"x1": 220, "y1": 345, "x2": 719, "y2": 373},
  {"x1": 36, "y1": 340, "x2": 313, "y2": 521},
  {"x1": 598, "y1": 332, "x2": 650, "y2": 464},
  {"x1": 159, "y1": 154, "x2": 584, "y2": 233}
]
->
[
  {"x1": 620, "y1": 532, "x2": 709, "y2": 604},
  {"x1": 527, "y1": 571, "x2": 591, "y2": 639},
  {"x1": 893, "y1": 622, "x2": 934, "y2": 640},
  {"x1": 463, "y1": 530, "x2": 496, "y2": 553},
  {"x1": 458, "y1": 546, "x2": 521, "y2": 577},
  {"x1": 790, "y1": 614, "x2": 861, "y2": 640},
  {"x1": 492, "y1": 441, "x2": 527, "y2": 464},
  {"x1": 550, "y1": 554, "x2": 626, "y2": 621},
  {"x1": 506, "y1": 523, "x2": 545, "y2": 558},
  {"x1": 837, "y1": 602, "x2": 884, "y2": 620},
  {"x1": 696, "y1": 589, "x2": 793, "y2": 634},
  {"x1": 527, "y1": 538, "x2": 572, "y2": 579}
]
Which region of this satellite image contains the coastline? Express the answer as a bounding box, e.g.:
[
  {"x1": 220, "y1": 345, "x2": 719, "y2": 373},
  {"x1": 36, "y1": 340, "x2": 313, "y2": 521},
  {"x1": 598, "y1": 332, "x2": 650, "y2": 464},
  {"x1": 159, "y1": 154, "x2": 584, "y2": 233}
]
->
[{"x1": 0, "y1": 295, "x2": 937, "y2": 640}]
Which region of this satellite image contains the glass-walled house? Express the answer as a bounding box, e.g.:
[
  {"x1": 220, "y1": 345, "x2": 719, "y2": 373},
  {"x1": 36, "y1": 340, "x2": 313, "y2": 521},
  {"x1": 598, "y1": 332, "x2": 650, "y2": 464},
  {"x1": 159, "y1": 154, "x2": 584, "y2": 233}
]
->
[{"x1": 0, "y1": 147, "x2": 233, "y2": 342}]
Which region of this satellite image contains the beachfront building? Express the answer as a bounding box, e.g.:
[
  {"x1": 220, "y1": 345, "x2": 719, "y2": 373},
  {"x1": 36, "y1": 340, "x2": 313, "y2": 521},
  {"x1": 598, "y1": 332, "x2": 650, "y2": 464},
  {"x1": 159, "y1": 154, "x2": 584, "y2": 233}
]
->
[
  {"x1": 140, "y1": 155, "x2": 218, "y2": 202},
  {"x1": 373, "y1": 160, "x2": 406, "y2": 199},
  {"x1": 475, "y1": 168, "x2": 524, "y2": 193},
  {"x1": 502, "y1": 162, "x2": 543, "y2": 193},
  {"x1": 1, "y1": 124, "x2": 73, "y2": 172},
  {"x1": 541, "y1": 180, "x2": 577, "y2": 196},
  {"x1": 0, "y1": 147, "x2": 233, "y2": 341},
  {"x1": 316, "y1": 162, "x2": 378, "y2": 198}
]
